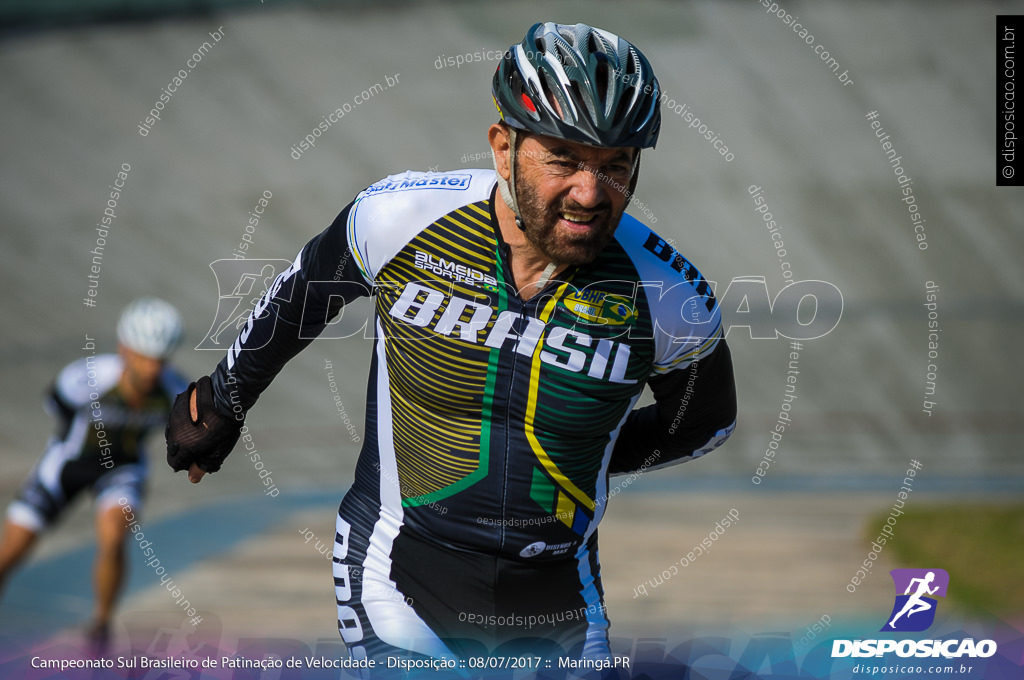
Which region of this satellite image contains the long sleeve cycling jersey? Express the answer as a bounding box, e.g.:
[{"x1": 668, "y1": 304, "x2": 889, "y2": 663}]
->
[
  {"x1": 207, "y1": 168, "x2": 736, "y2": 658},
  {"x1": 211, "y1": 167, "x2": 734, "y2": 553}
]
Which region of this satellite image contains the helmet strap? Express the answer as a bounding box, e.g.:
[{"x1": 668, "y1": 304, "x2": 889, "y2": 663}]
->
[
  {"x1": 494, "y1": 127, "x2": 526, "y2": 231},
  {"x1": 627, "y1": 149, "x2": 642, "y2": 203},
  {"x1": 537, "y1": 261, "x2": 558, "y2": 286}
]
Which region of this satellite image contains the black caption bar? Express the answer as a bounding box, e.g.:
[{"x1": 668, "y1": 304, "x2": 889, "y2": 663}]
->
[{"x1": 998, "y1": 16, "x2": 1022, "y2": 186}]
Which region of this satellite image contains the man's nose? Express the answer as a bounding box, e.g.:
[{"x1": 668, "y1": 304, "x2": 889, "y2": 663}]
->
[{"x1": 569, "y1": 167, "x2": 604, "y2": 208}]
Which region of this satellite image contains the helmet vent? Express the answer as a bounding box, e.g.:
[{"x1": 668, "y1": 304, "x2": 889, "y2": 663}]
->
[
  {"x1": 557, "y1": 26, "x2": 577, "y2": 47},
  {"x1": 539, "y1": 71, "x2": 562, "y2": 120},
  {"x1": 570, "y1": 80, "x2": 592, "y2": 121},
  {"x1": 556, "y1": 43, "x2": 575, "y2": 69},
  {"x1": 626, "y1": 48, "x2": 639, "y2": 74},
  {"x1": 595, "y1": 59, "x2": 610, "y2": 98}
]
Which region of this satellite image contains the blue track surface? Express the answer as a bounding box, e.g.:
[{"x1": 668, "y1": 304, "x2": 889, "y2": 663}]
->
[
  {"x1": 2, "y1": 475, "x2": 1019, "y2": 640},
  {"x1": 0, "y1": 489, "x2": 341, "y2": 638}
]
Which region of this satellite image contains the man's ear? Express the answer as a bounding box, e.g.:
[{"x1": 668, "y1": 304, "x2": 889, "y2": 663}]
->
[{"x1": 488, "y1": 123, "x2": 512, "y2": 180}]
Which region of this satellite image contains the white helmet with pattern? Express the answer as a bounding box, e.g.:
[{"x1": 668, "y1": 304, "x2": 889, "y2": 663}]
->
[{"x1": 116, "y1": 297, "x2": 184, "y2": 360}]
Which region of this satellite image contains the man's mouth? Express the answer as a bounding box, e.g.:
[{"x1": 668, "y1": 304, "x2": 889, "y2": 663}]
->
[{"x1": 559, "y1": 211, "x2": 600, "y2": 230}]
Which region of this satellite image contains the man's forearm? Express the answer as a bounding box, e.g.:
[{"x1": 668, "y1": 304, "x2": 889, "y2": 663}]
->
[
  {"x1": 609, "y1": 339, "x2": 737, "y2": 474},
  {"x1": 210, "y1": 309, "x2": 315, "y2": 416}
]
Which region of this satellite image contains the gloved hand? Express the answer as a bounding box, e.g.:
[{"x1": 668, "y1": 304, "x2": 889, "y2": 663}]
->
[{"x1": 166, "y1": 375, "x2": 243, "y2": 480}]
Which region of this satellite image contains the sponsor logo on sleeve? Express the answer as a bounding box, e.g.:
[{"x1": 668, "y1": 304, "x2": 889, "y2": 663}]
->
[{"x1": 364, "y1": 174, "x2": 472, "y2": 195}]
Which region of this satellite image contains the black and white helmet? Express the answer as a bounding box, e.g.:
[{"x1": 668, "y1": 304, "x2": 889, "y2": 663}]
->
[
  {"x1": 492, "y1": 22, "x2": 661, "y2": 149},
  {"x1": 117, "y1": 297, "x2": 184, "y2": 360},
  {"x1": 491, "y1": 22, "x2": 662, "y2": 229}
]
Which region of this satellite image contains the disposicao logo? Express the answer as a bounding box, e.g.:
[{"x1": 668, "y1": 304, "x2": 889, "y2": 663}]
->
[
  {"x1": 882, "y1": 568, "x2": 948, "y2": 632},
  {"x1": 831, "y1": 568, "x2": 997, "y2": 659}
]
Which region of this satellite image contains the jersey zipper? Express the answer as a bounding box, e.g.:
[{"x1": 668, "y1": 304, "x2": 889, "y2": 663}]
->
[{"x1": 495, "y1": 239, "x2": 517, "y2": 556}]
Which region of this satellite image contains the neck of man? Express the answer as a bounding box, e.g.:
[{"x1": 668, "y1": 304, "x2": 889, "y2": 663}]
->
[
  {"x1": 494, "y1": 191, "x2": 569, "y2": 299},
  {"x1": 118, "y1": 371, "x2": 149, "y2": 410}
]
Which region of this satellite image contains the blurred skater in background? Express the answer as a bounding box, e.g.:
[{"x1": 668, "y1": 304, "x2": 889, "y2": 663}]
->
[{"x1": 0, "y1": 297, "x2": 186, "y2": 653}]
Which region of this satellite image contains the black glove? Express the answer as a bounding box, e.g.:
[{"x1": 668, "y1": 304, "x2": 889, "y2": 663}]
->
[{"x1": 166, "y1": 375, "x2": 243, "y2": 474}]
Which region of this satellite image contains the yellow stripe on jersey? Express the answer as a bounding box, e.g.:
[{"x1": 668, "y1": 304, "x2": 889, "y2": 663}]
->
[
  {"x1": 556, "y1": 490, "x2": 575, "y2": 529},
  {"x1": 523, "y1": 281, "x2": 596, "y2": 513}
]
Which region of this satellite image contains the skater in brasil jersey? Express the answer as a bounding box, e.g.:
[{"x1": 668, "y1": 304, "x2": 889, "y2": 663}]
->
[{"x1": 166, "y1": 21, "x2": 737, "y2": 666}]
